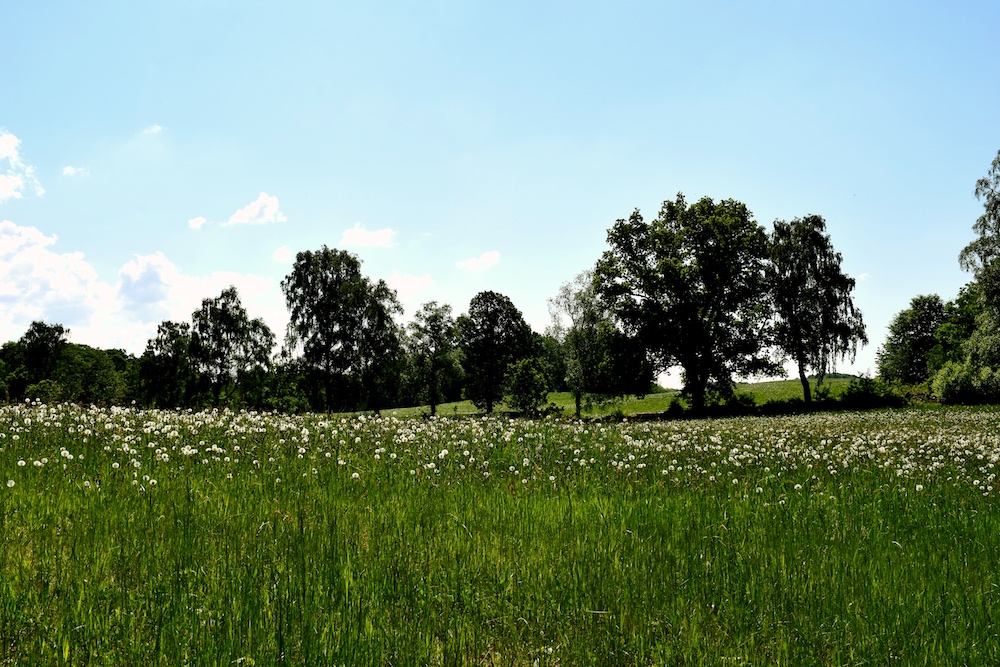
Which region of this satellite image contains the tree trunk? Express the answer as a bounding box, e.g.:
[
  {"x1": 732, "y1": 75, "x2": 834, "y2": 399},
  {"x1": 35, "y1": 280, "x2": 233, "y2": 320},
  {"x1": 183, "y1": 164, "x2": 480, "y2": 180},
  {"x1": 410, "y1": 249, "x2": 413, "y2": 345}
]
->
[
  {"x1": 798, "y1": 362, "x2": 812, "y2": 403},
  {"x1": 574, "y1": 390, "x2": 582, "y2": 420},
  {"x1": 429, "y1": 360, "x2": 438, "y2": 417},
  {"x1": 688, "y1": 373, "x2": 708, "y2": 414}
]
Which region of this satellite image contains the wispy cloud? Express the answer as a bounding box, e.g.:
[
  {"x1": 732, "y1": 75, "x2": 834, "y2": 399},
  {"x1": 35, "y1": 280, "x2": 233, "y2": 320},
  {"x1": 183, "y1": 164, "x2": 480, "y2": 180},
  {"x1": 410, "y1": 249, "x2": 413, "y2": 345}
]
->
[
  {"x1": 0, "y1": 131, "x2": 44, "y2": 201},
  {"x1": 456, "y1": 250, "x2": 500, "y2": 271},
  {"x1": 62, "y1": 165, "x2": 89, "y2": 177},
  {"x1": 272, "y1": 246, "x2": 293, "y2": 262},
  {"x1": 142, "y1": 124, "x2": 164, "y2": 135},
  {"x1": 339, "y1": 222, "x2": 395, "y2": 248},
  {"x1": 187, "y1": 216, "x2": 207, "y2": 230},
  {"x1": 223, "y1": 192, "x2": 287, "y2": 226}
]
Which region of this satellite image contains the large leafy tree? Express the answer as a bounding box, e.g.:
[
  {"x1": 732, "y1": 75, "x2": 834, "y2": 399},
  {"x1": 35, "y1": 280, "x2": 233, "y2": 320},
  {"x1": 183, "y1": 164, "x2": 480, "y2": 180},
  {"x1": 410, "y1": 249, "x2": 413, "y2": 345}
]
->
[
  {"x1": 876, "y1": 294, "x2": 946, "y2": 385},
  {"x1": 281, "y1": 246, "x2": 401, "y2": 412},
  {"x1": 548, "y1": 270, "x2": 652, "y2": 418},
  {"x1": 190, "y1": 286, "x2": 275, "y2": 405},
  {"x1": 408, "y1": 301, "x2": 461, "y2": 416},
  {"x1": 457, "y1": 291, "x2": 533, "y2": 414},
  {"x1": 594, "y1": 194, "x2": 777, "y2": 411},
  {"x1": 768, "y1": 215, "x2": 867, "y2": 402}
]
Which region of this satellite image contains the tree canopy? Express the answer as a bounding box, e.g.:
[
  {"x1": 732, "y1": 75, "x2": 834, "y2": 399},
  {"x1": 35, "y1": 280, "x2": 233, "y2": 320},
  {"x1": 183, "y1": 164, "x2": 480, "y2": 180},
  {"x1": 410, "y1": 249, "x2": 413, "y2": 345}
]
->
[
  {"x1": 190, "y1": 286, "x2": 275, "y2": 405},
  {"x1": 595, "y1": 194, "x2": 778, "y2": 411},
  {"x1": 549, "y1": 271, "x2": 652, "y2": 418},
  {"x1": 877, "y1": 295, "x2": 946, "y2": 385},
  {"x1": 458, "y1": 291, "x2": 533, "y2": 414},
  {"x1": 408, "y1": 301, "x2": 461, "y2": 416},
  {"x1": 768, "y1": 215, "x2": 866, "y2": 402},
  {"x1": 281, "y1": 246, "x2": 402, "y2": 412},
  {"x1": 959, "y1": 149, "x2": 1000, "y2": 309}
]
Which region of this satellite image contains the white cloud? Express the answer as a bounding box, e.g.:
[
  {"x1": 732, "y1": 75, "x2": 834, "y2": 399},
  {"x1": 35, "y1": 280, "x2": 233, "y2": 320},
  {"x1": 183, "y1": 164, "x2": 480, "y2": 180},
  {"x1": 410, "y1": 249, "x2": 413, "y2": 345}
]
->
[
  {"x1": 0, "y1": 220, "x2": 116, "y2": 343},
  {"x1": 0, "y1": 131, "x2": 44, "y2": 201},
  {"x1": 857, "y1": 272, "x2": 870, "y2": 282},
  {"x1": 187, "y1": 216, "x2": 207, "y2": 230},
  {"x1": 142, "y1": 124, "x2": 164, "y2": 135},
  {"x1": 0, "y1": 220, "x2": 287, "y2": 355},
  {"x1": 223, "y1": 192, "x2": 287, "y2": 226},
  {"x1": 272, "y1": 246, "x2": 293, "y2": 262},
  {"x1": 386, "y1": 271, "x2": 434, "y2": 312},
  {"x1": 456, "y1": 250, "x2": 500, "y2": 271},
  {"x1": 339, "y1": 222, "x2": 395, "y2": 248},
  {"x1": 114, "y1": 253, "x2": 287, "y2": 348},
  {"x1": 62, "y1": 165, "x2": 89, "y2": 177}
]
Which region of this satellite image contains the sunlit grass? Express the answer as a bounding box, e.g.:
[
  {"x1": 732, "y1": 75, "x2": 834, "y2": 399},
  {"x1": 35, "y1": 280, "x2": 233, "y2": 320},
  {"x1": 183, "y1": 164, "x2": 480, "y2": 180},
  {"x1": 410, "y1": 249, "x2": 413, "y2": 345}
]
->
[
  {"x1": 735, "y1": 376, "x2": 856, "y2": 404},
  {"x1": 2, "y1": 403, "x2": 1000, "y2": 664}
]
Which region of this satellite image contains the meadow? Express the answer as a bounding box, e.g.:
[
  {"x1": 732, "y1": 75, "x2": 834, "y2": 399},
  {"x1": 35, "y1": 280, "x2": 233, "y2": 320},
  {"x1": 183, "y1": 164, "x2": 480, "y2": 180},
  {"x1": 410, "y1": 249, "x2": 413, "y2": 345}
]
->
[{"x1": 2, "y1": 401, "x2": 1000, "y2": 665}]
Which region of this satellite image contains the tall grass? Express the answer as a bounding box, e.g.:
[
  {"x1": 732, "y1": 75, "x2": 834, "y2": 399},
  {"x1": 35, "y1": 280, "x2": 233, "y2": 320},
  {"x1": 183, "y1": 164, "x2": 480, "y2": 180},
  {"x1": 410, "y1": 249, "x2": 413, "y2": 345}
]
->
[{"x1": 2, "y1": 404, "x2": 999, "y2": 664}]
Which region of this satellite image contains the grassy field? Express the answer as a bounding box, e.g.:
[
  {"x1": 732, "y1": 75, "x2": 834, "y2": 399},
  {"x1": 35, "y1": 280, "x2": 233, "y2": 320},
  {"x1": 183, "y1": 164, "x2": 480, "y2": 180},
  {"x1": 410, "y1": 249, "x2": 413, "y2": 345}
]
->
[
  {"x1": 384, "y1": 390, "x2": 680, "y2": 419},
  {"x1": 3, "y1": 402, "x2": 999, "y2": 665},
  {"x1": 734, "y1": 376, "x2": 856, "y2": 405},
  {"x1": 386, "y1": 377, "x2": 855, "y2": 419}
]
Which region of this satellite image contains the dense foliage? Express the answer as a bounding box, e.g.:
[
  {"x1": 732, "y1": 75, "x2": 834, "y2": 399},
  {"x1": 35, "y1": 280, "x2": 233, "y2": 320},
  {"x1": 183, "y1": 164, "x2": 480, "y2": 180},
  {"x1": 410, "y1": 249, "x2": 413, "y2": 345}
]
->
[
  {"x1": 595, "y1": 195, "x2": 780, "y2": 410},
  {"x1": 769, "y1": 215, "x2": 867, "y2": 402}
]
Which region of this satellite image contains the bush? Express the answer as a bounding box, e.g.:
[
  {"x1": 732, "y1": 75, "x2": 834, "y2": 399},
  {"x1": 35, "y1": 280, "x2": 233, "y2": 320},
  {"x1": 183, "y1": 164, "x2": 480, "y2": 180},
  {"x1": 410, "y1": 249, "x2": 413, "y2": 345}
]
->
[
  {"x1": 24, "y1": 379, "x2": 62, "y2": 404},
  {"x1": 505, "y1": 358, "x2": 549, "y2": 415},
  {"x1": 839, "y1": 376, "x2": 904, "y2": 409}
]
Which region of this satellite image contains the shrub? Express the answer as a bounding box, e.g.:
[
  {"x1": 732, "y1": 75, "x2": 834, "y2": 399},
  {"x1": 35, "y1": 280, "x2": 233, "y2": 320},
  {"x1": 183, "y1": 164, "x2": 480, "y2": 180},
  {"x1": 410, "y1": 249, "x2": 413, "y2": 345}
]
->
[{"x1": 505, "y1": 358, "x2": 549, "y2": 415}]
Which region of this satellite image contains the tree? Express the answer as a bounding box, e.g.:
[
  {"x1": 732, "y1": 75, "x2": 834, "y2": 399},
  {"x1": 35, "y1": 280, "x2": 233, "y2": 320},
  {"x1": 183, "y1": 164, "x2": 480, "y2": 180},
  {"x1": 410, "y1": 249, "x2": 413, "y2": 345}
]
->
[
  {"x1": 930, "y1": 149, "x2": 1000, "y2": 404},
  {"x1": 457, "y1": 291, "x2": 533, "y2": 414},
  {"x1": 594, "y1": 194, "x2": 777, "y2": 412},
  {"x1": 356, "y1": 279, "x2": 403, "y2": 414},
  {"x1": 56, "y1": 344, "x2": 126, "y2": 405},
  {"x1": 959, "y1": 149, "x2": 1000, "y2": 309},
  {"x1": 876, "y1": 295, "x2": 946, "y2": 385},
  {"x1": 928, "y1": 282, "x2": 983, "y2": 373},
  {"x1": 281, "y1": 246, "x2": 402, "y2": 412},
  {"x1": 506, "y1": 357, "x2": 549, "y2": 415},
  {"x1": 408, "y1": 301, "x2": 461, "y2": 416},
  {"x1": 19, "y1": 321, "x2": 69, "y2": 386},
  {"x1": 549, "y1": 270, "x2": 652, "y2": 418},
  {"x1": 768, "y1": 215, "x2": 867, "y2": 402},
  {"x1": 190, "y1": 286, "x2": 275, "y2": 406},
  {"x1": 138, "y1": 321, "x2": 196, "y2": 408}
]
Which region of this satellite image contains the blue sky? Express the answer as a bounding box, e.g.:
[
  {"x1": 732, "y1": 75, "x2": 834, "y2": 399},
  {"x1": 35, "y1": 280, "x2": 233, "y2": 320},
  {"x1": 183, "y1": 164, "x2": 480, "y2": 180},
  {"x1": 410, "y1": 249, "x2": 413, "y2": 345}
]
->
[{"x1": 2, "y1": 1, "x2": 999, "y2": 383}]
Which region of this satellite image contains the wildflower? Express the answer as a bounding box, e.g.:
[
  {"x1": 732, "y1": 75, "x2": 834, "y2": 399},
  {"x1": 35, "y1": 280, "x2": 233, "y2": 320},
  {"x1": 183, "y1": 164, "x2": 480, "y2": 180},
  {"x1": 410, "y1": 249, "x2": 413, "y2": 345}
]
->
[
  {"x1": 5, "y1": 480, "x2": 13, "y2": 488},
  {"x1": 351, "y1": 472, "x2": 360, "y2": 480}
]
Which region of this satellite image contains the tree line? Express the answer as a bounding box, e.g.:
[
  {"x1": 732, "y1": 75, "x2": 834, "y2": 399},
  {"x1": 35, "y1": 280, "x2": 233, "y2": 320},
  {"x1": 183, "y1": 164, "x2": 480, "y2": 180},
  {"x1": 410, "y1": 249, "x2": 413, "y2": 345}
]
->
[{"x1": 1, "y1": 183, "x2": 883, "y2": 416}]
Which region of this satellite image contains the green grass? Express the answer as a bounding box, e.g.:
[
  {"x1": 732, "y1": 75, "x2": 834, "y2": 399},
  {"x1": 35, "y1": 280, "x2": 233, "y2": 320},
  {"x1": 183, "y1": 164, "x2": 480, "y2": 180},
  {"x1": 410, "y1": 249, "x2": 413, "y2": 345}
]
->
[
  {"x1": 3, "y1": 404, "x2": 1000, "y2": 665},
  {"x1": 385, "y1": 377, "x2": 853, "y2": 419},
  {"x1": 735, "y1": 376, "x2": 856, "y2": 405},
  {"x1": 382, "y1": 390, "x2": 680, "y2": 419}
]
